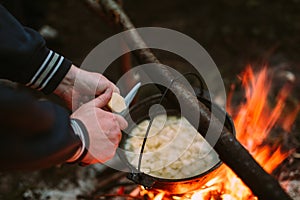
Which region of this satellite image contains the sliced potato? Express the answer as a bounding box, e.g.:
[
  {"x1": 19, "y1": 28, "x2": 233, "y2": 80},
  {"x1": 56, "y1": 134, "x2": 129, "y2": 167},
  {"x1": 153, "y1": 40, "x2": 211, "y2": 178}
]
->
[
  {"x1": 108, "y1": 92, "x2": 127, "y2": 113},
  {"x1": 125, "y1": 115, "x2": 220, "y2": 179}
]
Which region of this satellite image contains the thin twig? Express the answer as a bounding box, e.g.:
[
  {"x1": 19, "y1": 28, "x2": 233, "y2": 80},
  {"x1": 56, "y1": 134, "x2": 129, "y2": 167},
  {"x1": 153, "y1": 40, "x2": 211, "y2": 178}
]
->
[{"x1": 96, "y1": 171, "x2": 128, "y2": 189}]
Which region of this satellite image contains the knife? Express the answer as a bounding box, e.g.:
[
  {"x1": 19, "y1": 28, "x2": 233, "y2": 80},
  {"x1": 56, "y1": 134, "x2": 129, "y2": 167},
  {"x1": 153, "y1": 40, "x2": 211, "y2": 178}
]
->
[{"x1": 119, "y1": 82, "x2": 141, "y2": 116}]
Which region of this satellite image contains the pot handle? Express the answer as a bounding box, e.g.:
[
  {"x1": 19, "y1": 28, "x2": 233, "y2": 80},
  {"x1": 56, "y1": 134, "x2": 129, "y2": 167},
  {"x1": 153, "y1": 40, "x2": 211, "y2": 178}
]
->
[
  {"x1": 116, "y1": 149, "x2": 159, "y2": 189},
  {"x1": 116, "y1": 97, "x2": 164, "y2": 188},
  {"x1": 186, "y1": 73, "x2": 236, "y2": 137},
  {"x1": 127, "y1": 172, "x2": 157, "y2": 189}
]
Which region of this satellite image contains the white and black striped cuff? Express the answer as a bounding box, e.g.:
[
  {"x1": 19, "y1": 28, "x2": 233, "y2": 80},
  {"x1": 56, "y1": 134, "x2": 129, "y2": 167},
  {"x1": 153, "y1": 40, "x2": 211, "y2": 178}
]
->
[
  {"x1": 26, "y1": 50, "x2": 65, "y2": 91},
  {"x1": 68, "y1": 119, "x2": 87, "y2": 162}
]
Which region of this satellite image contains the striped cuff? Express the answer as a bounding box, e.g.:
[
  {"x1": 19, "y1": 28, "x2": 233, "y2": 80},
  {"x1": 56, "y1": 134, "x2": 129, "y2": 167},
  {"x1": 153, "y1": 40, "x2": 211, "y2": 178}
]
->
[
  {"x1": 67, "y1": 119, "x2": 90, "y2": 163},
  {"x1": 26, "y1": 50, "x2": 72, "y2": 94}
]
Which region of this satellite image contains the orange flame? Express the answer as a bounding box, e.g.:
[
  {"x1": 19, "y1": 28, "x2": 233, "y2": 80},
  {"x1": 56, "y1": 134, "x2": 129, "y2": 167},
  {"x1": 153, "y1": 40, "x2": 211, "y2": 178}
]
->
[
  {"x1": 140, "y1": 66, "x2": 297, "y2": 199},
  {"x1": 231, "y1": 66, "x2": 292, "y2": 172}
]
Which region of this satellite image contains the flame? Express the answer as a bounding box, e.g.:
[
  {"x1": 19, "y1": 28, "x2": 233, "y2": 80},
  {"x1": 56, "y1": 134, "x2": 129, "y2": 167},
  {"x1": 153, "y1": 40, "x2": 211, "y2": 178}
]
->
[
  {"x1": 139, "y1": 66, "x2": 297, "y2": 199},
  {"x1": 232, "y1": 66, "x2": 292, "y2": 172}
]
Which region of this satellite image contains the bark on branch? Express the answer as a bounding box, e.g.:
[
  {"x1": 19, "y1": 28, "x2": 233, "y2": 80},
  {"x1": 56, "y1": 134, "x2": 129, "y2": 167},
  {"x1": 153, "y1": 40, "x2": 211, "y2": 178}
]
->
[{"x1": 84, "y1": 0, "x2": 292, "y2": 199}]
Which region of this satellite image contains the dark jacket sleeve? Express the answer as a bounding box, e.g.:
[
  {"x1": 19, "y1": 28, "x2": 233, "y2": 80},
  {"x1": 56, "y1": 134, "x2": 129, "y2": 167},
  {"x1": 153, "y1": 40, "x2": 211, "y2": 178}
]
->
[
  {"x1": 0, "y1": 85, "x2": 82, "y2": 171},
  {"x1": 0, "y1": 4, "x2": 71, "y2": 94},
  {"x1": 0, "y1": 5, "x2": 82, "y2": 170}
]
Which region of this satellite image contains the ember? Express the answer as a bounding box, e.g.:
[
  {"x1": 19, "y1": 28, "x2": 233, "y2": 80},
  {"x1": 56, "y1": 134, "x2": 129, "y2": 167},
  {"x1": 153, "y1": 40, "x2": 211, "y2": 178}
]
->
[{"x1": 137, "y1": 66, "x2": 298, "y2": 199}]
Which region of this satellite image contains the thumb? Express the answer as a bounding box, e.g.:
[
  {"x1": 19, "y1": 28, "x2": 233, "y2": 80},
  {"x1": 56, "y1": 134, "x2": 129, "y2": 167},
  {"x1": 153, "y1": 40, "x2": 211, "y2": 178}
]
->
[{"x1": 89, "y1": 89, "x2": 113, "y2": 108}]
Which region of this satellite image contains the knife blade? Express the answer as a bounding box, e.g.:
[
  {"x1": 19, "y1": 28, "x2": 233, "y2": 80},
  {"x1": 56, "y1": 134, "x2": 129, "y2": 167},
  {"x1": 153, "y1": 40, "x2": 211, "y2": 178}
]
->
[
  {"x1": 119, "y1": 82, "x2": 141, "y2": 116},
  {"x1": 124, "y1": 82, "x2": 141, "y2": 107}
]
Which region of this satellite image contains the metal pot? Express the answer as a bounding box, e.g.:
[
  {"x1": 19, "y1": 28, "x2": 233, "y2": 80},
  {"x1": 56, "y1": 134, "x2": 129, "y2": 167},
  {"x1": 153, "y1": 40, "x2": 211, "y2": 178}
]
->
[{"x1": 118, "y1": 93, "x2": 235, "y2": 194}]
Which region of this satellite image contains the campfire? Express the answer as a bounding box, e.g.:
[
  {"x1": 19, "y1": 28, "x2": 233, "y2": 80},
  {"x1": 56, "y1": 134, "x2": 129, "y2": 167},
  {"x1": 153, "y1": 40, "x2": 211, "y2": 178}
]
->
[{"x1": 122, "y1": 66, "x2": 298, "y2": 200}]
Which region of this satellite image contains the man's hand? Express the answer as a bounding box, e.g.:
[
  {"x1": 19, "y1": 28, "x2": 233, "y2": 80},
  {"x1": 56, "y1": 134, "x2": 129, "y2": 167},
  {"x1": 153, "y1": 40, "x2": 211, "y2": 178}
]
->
[
  {"x1": 70, "y1": 91, "x2": 128, "y2": 165},
  {"x1": 54, "y1": 65, "x2": 120, "y2": 110}
]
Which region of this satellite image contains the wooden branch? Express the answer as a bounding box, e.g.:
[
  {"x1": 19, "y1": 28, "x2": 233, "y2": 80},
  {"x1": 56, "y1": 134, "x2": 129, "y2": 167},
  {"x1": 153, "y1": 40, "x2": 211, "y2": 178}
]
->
[
  {"x1": 84, "y1": 0, "x2": 292, "y2": 199},
  {"x1": 96, "y1": 171, "x2": 127, "y2": 189}
]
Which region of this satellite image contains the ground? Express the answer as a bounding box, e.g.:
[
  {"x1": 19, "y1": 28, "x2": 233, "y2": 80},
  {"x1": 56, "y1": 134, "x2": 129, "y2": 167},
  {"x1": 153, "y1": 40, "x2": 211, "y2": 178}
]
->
[{"x1": 1, "y1": 0, "x2": 300, "y2": 199}]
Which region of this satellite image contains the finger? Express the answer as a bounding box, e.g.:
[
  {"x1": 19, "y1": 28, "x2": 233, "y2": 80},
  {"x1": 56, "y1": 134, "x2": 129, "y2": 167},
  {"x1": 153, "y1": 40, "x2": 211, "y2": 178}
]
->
[
  {"x1": 105, "y1": 82, "x2": 120, "y2": 94},
  {"x1": 89, "y1": 89, "x2": 113, "y2": 108},
  {"x1": 113, "y1": 114, "x2": 128, "y2": 130},
  {"x1": 95, "y1": 75, "x2": 119, "y2": 95},
  {"x1": 113, "y1": 85, "x2": 120, "y2": 94}
]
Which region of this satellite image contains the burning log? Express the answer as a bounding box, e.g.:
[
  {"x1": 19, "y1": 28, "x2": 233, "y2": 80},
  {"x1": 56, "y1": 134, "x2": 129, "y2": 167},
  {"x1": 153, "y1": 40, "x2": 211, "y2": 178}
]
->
[{"x1": 83, "y1": 0, "x2": 292, "y2": 199}]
